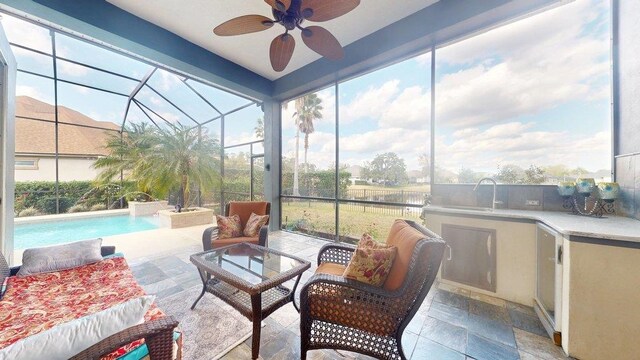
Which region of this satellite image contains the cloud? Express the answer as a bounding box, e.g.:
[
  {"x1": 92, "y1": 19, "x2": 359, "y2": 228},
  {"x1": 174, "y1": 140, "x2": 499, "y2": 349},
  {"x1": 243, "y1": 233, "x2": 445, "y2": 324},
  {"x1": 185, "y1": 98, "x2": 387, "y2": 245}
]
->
[
  {"x1": 225, "y1": 131, "x2": 261, "y2": 146},
  {"x1": 415, "y1": 52, "x2": 431, "y2": 67},
  {"x1": 17, "y1": 85, "x2": 43, "y2": 99},
  {"x1": 58, "y1": 61, "x2": 89, "y2": 77},
  {"x1": 339, "y1": 80, "x2": 431, "y2": 129},
  {"x1": 433, "y1": 0, "x2": 609, "y2": 128},
  {"x1": 281, "y1": 87, "x2": 335, "y2": 131},
  {"x1": 436, "y1": 122, "x2": 611, "y2": 173},
  {"x1": 338, "y1": 0, "x2": 609, "y2": 129},
  {"x1": 340, "y1": 80, "x2": 400, "y2": 123},
  {"x1": 149, "y1": 96, "x2": 164, "y2": 106},
  {"x1": 156, "y1": 70, "x2": 182, "y2": 92},
  {"x1": 2, "y1": 15, "x2": 51, "y2": 53}
]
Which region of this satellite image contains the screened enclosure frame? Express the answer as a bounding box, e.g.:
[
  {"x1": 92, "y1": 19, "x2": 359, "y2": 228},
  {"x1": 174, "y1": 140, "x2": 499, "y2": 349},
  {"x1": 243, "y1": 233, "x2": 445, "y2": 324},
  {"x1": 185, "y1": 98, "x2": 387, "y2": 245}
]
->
[
  {"x1": 279, "y1": 48, "x2": 435, "y2": 242},
  {"x1": 7, "y1": 12, "x2": 264, "y2": 214}
]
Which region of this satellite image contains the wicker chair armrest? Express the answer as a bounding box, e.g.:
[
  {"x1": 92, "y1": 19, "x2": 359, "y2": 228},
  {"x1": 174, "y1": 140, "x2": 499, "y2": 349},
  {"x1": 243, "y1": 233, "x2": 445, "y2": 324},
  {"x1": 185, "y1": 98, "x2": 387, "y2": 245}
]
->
[
  {"x1": 317, "y1": 243, "x2": 356, "y2": 266},
  {"x1": 258, "y1": 225, "x2": 269, "y2": 247},
  {"x1": 70, "y1": 316, "x2": 179, "y2": 360},
  {"x1": 202, "y1": 226, "x2": 218, "y2": 251}
]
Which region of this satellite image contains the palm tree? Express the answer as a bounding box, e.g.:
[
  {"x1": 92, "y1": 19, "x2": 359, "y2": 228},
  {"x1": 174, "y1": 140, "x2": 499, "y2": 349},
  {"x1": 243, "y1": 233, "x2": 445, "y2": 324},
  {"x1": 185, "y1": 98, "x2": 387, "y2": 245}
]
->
[
  {"x1": 297, "y1": 94, "x2": 323, "y2": 174},
  {"x1": 93, "y1": 122, "x2": 156, "y2": 194},
  {"x1": 292, "y1": 97, "x2": 304, "y2": 196},
  {"x1": 94, "y1": 123, "x2": 221, "y2": 208},
  {"x1": 292, "y1": 94, "x2": 323, "y2": 195}
]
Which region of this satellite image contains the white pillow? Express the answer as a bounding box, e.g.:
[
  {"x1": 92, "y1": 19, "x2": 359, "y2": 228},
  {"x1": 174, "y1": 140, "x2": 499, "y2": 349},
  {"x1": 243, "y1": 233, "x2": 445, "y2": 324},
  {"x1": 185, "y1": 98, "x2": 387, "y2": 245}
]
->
[{"x1": 0, "y1": 295, "x2": 155, "y2": 360}]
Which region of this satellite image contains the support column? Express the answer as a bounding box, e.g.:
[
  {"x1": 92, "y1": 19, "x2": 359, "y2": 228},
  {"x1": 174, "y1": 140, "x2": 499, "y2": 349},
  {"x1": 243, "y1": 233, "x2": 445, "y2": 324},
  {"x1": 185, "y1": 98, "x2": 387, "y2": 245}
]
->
[{"x1": 263, "y1": 99, "x2": 281, "y2": 231}]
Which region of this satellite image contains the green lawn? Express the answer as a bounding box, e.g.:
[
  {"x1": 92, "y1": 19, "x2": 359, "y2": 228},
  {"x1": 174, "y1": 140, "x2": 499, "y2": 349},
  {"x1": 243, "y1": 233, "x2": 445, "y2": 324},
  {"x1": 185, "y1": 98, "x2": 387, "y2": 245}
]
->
[{"x1": 281, "y1": 200, "x2": 422, "y2": 242}]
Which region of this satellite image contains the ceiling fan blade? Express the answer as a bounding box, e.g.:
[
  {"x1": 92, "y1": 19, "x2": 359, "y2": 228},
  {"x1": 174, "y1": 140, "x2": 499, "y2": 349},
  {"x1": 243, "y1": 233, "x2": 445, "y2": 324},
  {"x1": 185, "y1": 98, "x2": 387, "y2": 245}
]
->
[
  {"x1": 300, "y1": 0, "x2": 360, "y2": 22},
  {"x1": 264, "y1": 0, "x2": 291, "y2": 12},
  {"x1": 213, "y1": 15, "x2": 274, "y2": 36},
  {"x1": 302, "y1": 26, "x2": 344, "y2": 60},
  {"x1": 270, "y1": 33, "x2": 295, "y2": 72}
]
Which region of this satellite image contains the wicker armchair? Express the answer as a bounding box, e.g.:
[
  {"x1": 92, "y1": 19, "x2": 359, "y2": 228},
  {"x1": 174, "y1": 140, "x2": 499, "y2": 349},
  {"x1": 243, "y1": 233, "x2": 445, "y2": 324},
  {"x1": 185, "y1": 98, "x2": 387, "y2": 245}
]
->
[
  {"x1": 299, "y1": 220, "x2": 445, "y2": 360},
  {"x1": 202, "y1": 201, "x2": 270, "y2": 251},
  {"x1": 0, "y1": 248, "x2": 179, "y2": 360}
]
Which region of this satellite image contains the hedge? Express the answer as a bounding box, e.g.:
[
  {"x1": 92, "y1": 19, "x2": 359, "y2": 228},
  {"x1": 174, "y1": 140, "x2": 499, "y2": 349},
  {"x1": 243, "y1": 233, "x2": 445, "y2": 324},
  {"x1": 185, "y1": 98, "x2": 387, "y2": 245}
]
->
[{"x1": 14, "y1": 181, "x2": 134, "y2": 215}]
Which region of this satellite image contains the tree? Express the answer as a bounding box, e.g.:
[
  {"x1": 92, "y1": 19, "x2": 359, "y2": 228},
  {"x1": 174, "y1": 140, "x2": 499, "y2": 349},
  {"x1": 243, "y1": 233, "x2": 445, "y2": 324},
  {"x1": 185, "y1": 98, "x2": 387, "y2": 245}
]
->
[
  {"x1": 295, "y1": 93, "x2": 323, "y2": 174},
  {"x1": 364, "y1": 152, "x2": 408, "y2": 186},
  {"x1": 524, "y1": 165, "x2": 546, "y2": 184},
  {"x1": 93, "y1": 122, "x2": 156, "y2": 194},
  {"x1": 495, "y1": 164, "x2": 524, "y2": 184},
  {"x1": 254, "y1": 116, "x2": 264, "y2": 139},
  {"x1": 94, "y1": 123, "x2": 221, "y2": 208},
  {"x1": 457, "y1": 167, "x2": 480, "y2": 184},
  {"x1": 291, "y1": 97, "x2": 304, "y2": 196},
  {"x1": 418, "y1": 153, "x2": 431, "y2": 179}
]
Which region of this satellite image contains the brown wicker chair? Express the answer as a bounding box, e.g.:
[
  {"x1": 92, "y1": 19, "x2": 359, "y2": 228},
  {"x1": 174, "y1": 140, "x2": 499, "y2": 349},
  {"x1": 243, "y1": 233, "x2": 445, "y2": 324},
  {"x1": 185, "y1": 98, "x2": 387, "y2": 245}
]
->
[
  {"x1": 0, "y1": 248, "x2": 179, "y2": 360},
  {"x1": 202, "y1": 201, "x2": 270, "y2": 251},
  {"x1": 299, "y1": 220, "x2": 445, "y2": 360}
]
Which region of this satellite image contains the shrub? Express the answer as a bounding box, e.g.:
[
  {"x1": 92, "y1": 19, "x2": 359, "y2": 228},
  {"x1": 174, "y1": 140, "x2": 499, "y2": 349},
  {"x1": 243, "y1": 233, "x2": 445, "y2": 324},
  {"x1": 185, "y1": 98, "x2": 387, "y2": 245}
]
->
[
  {"x1": 42, "y1": 197, "x2": 74, "y2": 214},
  {"x1": 354, "y1": 180, "x2": 368, "y2": 185},
  {"x1": 90, "y1": 204, "x2": 107, "y2": 211},
  {"x1": 67, "y1": 204, "x2": 88, "y2": 213},
  {"x1": 18, "y1": 207, "x2": 43, "y2": 217}
]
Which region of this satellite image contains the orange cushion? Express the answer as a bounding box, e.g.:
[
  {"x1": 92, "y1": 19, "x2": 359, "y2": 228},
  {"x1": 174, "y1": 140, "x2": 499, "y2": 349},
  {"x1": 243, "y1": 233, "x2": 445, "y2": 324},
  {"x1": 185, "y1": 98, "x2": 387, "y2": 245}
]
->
[
  {"x1": 228, "y1": 202, "x2": 269, "y2": 229},
  {"x1": 212, "y1": 236, "x2": 259, "y2": 249},
  {"x1": 383, "y1": 219, "x2": 424, "y2": 291},
  {"x1": 315, "y1": 262, "x2": 347, "y2": 276}
]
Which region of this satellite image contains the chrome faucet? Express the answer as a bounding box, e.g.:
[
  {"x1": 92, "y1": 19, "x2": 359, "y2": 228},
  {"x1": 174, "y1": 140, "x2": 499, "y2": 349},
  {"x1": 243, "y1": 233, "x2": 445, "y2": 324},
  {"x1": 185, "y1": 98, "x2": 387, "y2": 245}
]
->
[{"x1": 473, "y1": 177, "x2": 502, "y2": 210}]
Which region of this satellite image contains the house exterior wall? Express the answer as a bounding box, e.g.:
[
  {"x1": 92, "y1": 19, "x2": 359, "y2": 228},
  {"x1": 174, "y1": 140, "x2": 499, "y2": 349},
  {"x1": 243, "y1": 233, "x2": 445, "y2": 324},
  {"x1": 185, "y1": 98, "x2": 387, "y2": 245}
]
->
[{"x1": 15, "y1": 156, "x2": 100, "y2": 182}]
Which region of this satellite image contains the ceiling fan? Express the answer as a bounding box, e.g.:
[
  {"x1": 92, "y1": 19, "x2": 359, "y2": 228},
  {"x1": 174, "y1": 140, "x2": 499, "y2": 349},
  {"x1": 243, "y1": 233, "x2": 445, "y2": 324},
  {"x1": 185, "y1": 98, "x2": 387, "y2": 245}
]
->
[{"x1": 213, "y1": 0, "x2": 360, "y2": 72}]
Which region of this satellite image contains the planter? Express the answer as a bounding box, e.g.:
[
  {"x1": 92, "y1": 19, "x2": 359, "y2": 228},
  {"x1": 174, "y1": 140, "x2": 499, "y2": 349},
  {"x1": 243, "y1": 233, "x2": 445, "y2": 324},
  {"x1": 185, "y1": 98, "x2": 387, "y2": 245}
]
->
[
  {"x1": 129, "y1": 201, "x2": 170, "y2": 217},
  {"x1": 158, "y1": 207, "x2": 214, "y2": 229}
]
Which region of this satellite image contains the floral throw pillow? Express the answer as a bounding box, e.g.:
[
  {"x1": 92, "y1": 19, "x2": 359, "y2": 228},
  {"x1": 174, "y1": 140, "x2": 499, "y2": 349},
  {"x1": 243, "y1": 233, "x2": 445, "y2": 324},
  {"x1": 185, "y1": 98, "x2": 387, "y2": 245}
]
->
[
  {"x1": 358, "y1": 233, "x2": 387, "y2": 249},
  {"x1": 243, "y1": 212, "x2": 270, "y2": 237},
  {"x1": 216, "y1": 214, "x2": 242, "y2": 239},
  {"x1": 343, "y1": 236, "x2": 397, "y2": 287}
]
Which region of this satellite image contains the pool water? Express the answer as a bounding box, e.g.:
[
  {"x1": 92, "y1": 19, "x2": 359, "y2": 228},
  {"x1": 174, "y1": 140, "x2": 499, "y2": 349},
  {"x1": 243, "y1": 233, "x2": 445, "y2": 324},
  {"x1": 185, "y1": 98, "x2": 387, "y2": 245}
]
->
[{"x1": 15, "y1": 215, "x2": 160, "y2": 250}]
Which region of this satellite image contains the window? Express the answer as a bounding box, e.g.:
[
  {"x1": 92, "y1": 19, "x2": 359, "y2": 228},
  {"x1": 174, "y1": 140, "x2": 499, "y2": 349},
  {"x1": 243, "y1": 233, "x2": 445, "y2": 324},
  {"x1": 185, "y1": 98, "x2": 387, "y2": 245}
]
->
[
  {"x1": 5, "y1": 12, "x2": 262, "y2": 221},
  {"x1": 434, "y1": 0, "x2": 611, "y2": 184},
  {"x1": 280, "y1": 54, "x2": 431, "y2": 242},
  {"x1": 279, "y1": 0, "x2": 612, "y2": 242},
  {"x1": 15, "y1": 159, "x2": 38, "y2": 170}
]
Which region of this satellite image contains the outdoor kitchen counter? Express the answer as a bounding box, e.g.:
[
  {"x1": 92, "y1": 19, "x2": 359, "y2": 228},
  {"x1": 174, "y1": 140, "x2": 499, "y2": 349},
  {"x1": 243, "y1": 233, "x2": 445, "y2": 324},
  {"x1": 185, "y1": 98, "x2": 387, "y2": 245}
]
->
[{"x1": 422, "y1": 205, "x2": 640, "y2": 244}]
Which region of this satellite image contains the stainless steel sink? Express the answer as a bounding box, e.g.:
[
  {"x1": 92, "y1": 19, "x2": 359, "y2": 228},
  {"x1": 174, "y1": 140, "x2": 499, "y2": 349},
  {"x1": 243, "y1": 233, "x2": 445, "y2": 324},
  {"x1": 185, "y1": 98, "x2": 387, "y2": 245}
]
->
[{"x1": 440, "y1": 205, "x2": 493, "y2": 212}]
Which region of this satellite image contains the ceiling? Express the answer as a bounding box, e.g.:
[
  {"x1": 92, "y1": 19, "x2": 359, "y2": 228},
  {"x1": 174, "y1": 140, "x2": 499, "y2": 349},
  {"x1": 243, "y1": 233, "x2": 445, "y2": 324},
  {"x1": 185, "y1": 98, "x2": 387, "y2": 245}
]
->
[{"x1": 106, "y1": 0, "x2": 440, "y2": 80}]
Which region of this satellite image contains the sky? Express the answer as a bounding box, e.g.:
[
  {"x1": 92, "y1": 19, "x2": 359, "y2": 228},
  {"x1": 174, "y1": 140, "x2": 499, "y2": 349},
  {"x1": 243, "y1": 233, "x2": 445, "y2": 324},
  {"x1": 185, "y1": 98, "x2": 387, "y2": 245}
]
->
[
  {"x1": 5, "y1": 0, "x2": 611, "y2": 178},
  {"x1": 3, "y1": 13, "x2": 261, "y2": 149},
  {"x1": 281, "y1": 0, "x2": 611, "y2": 176}
]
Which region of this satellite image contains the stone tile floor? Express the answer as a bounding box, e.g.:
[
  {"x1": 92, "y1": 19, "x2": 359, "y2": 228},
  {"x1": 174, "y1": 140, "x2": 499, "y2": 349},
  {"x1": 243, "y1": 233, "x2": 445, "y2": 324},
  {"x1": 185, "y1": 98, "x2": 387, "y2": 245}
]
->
[{"x1": 130, "y1": 230, "x2": 569, "y2": 360}]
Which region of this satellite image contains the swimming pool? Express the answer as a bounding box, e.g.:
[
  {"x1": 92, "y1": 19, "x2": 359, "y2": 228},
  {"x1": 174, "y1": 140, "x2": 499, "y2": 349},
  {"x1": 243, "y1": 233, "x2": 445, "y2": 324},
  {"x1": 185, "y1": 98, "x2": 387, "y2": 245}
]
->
[{"x1": 15, "y1": 215, "x2": 160, "y2": 249}]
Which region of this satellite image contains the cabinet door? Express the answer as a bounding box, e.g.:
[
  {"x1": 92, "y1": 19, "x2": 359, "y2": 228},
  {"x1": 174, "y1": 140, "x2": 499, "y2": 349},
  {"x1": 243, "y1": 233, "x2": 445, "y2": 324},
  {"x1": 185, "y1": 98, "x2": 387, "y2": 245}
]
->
[{"x1": 441, "y1": 224, "x2": 496, "y2": 292}]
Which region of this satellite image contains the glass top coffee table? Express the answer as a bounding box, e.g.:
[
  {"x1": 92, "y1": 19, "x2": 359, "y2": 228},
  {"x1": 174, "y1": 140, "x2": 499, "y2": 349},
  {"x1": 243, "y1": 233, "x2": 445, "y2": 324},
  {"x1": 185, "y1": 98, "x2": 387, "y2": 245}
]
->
[{"x1": 190, "y1": 243, "x2": 311, "y2": 360}]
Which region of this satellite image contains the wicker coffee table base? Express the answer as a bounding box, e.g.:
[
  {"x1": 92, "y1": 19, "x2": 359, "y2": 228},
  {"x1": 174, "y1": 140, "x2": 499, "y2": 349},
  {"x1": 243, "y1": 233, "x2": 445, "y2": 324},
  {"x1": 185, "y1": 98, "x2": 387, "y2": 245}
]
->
[{"x1": 191, "y1": 271, "x2": 304, "y2": 359}]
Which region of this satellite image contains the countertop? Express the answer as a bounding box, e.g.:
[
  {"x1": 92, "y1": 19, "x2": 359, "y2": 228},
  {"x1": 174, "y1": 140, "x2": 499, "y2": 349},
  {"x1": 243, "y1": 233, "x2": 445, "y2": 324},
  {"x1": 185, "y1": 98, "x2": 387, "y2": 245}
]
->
[{"x1": 422, "y1": 205, "x2": 640, "y2": 244}]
